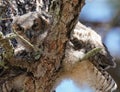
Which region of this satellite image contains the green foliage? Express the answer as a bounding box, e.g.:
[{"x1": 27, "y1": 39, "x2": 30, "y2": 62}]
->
[{"x1": 81, "y1": 47, "x2": 102, "y2": 60}]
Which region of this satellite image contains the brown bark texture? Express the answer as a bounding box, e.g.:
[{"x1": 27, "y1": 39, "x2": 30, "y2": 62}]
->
[{"x1": 0, "y1": 0, "x2": 85, "y2": 92}]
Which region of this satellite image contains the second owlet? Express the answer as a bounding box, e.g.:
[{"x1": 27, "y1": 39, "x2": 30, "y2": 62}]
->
[{"x1": 56, "y1": 22, "x2": 117, "y2": 92}]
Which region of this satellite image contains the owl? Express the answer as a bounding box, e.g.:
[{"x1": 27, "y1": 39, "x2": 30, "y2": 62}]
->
[
  {"x1": 12, "y1": 11, "x2": 51, "y2": 54},
  {"x1": 60, "y1": 22, "x2": 117, "y2": 92}
]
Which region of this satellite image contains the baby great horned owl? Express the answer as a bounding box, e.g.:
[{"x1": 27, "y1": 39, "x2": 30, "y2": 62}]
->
[
  {"x1": 13, "y1": 11, "x2": 51, "y2": 53},
  {"x1": 61, "y1": 22, "x2": 117, "y2": 92}
]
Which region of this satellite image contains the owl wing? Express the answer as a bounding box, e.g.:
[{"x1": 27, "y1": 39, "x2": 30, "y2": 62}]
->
[{"x1": 69, "y1": 60, "x2": 117, "y2": 92}]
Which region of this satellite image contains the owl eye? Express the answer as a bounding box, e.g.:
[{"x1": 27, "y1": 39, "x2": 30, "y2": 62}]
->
[
  {"x1": 70, "y1": 38, "x2": 83, "y2": 50},
  {"x1": 32, "y1": 20, "x2": 40, "y2": 30}
]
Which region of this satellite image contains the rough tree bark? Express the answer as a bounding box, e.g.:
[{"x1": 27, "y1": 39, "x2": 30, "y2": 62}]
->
[{"x1": 0, "y1": 0, "x2": 85, "y2": 92}]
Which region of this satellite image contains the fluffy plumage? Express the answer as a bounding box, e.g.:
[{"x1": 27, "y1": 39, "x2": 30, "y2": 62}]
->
[{"x1": 62, "y1": 22, "x2": 117, "y2": 92}]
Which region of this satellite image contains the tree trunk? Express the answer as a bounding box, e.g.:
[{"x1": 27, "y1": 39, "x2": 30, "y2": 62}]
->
[{"x1": 0, "y1": 0, "x2": 85, "y2": 92}]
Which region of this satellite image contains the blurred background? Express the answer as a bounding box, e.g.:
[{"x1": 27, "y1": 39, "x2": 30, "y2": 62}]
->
[{"x1": 56, "y1": 0, "x2": 120, "y2": 92}]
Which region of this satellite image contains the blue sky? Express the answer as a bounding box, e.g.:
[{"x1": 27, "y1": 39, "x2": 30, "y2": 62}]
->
[
  {"x1": 80, "y1": 0, "x2": 114, "y2": 22},
  {"x1": 56, "y1": 79, "x2": 93, "y2": 92},
  {"x1": 104, "y1": 27, "x2": 120, "y2": 57}
]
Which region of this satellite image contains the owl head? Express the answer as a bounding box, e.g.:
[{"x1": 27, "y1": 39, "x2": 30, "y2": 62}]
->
[{"x1": 65, "y1": 22, "x2": 116, "y2": 70}]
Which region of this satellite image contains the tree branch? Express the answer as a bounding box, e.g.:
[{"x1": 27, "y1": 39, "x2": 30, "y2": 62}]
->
[{"x1": 0, "y1": 0, "x2": 85, "y2": 92}]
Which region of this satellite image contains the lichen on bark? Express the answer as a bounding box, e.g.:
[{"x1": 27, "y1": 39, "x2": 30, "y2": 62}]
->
[{"x1": 0, "y1": 0, "x2": 85, "y2": 92}]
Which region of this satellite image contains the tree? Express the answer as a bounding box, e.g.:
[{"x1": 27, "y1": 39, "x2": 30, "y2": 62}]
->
[
  {"x1": 0, "y1": 0, "x2": 84, "y2": 92},
  {"x1": 0, "y1": 0, "x2": 117, "y2": 92}
]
